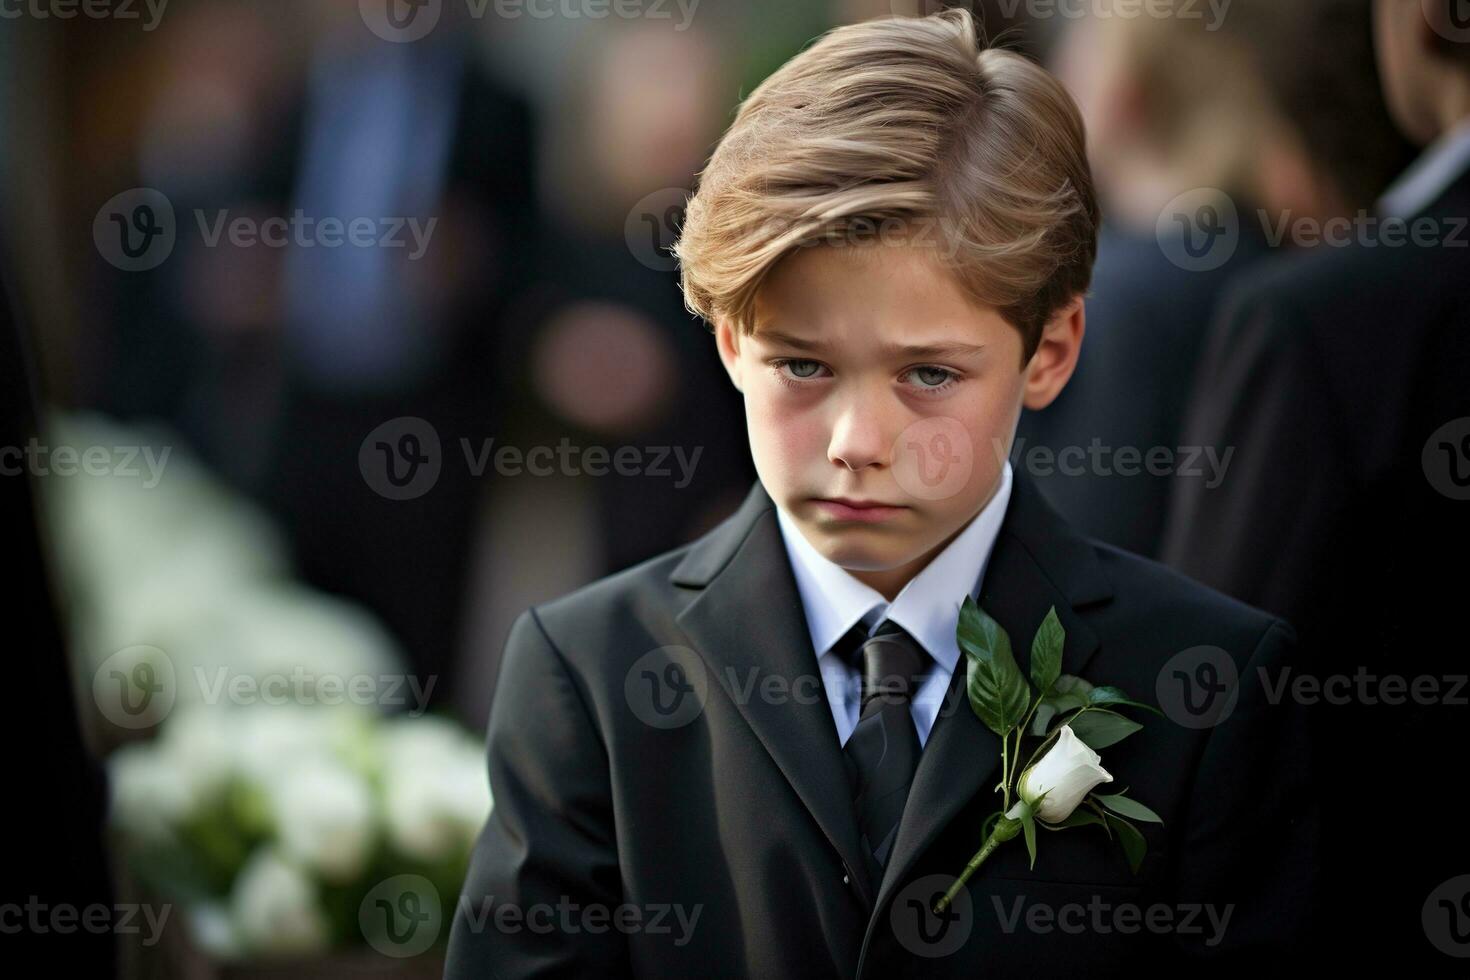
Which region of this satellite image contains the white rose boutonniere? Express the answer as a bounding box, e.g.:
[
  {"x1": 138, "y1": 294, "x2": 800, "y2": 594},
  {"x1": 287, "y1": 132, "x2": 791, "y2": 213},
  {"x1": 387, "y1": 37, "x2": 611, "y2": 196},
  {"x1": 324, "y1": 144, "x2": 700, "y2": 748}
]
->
[
  {"x1": 934, "y1": 599, "x2": 1165, "y2": 914},
  {"x1": 1017, "y1": 724, "x2": 1113, "y2": 822}
]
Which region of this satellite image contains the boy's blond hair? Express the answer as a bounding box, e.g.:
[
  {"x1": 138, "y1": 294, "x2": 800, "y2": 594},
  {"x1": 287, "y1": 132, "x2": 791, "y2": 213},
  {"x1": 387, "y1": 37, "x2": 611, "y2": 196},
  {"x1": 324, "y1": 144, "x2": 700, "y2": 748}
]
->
[{"x1": 674, "y1": 8, "x2": 1099, "y2": 365}]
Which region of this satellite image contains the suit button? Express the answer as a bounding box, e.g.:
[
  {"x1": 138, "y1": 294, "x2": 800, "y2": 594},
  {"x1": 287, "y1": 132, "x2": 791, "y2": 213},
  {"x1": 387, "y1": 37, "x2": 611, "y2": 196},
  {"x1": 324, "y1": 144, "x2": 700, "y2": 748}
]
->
[{"x1": 842, "y1": 873, "x2": 850, "y2": 885}]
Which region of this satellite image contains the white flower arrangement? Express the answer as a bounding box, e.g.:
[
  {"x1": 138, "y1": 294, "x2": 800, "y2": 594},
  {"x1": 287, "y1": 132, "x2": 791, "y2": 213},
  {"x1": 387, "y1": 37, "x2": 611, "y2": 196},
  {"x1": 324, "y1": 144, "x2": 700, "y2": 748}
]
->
[
  {"x1": 106, "y1": 702, "x2": 491, "y2": 958},
  {"x1": 39, "y1": 413, "x2": 493, "y2": 959}
]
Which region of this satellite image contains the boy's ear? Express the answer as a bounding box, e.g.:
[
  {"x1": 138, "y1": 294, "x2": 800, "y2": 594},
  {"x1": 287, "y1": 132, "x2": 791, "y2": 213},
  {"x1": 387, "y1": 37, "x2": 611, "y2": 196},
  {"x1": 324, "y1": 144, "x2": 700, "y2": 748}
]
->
[
  {"x1": 1022, "y1": 296, "x2": 1086, "y2": 411},
  {"x1": 714, "y1": 319, "x2": 744, "y2": 392}
]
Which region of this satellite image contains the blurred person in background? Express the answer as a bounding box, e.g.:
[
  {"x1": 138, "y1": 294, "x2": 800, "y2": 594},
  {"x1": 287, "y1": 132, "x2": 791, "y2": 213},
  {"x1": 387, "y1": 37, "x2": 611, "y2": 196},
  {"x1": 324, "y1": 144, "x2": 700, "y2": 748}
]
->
[
  {"x1": 1161, "y1": 0, "x2": 1470, "y2": 964},
  {"x1": 1015, "y1": 0, "x2": 1415, "y2": 558},
  {"x1": 452, "y1": 19, "x2": 759, "y2": 722},
  {"x1": 78, "y1": 0, "x2": 298, "y2": 480},
  {"x1": 79, "y1": 0, "x2": 541, "y2": 699},
  {"x1": 527, "y1": 19, "x2": 755, "y2": 569},
  {"x1": 254, "y1": 0, "x2": 540, "y2": 699}
]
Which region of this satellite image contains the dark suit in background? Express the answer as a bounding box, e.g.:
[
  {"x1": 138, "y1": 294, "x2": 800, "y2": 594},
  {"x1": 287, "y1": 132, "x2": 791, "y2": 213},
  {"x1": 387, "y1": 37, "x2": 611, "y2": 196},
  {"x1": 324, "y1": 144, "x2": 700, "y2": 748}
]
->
[
  {"x1": 1016, "y1": 221, "x2": 1268, "y2": 558},
  {"x1": 447, "y1": 468, "x2": 1318, "y2": 978},
  {"x1": 1161, "y1": 166, "x2": 1470, "y2": 967},
  {"x1": 1, "y1": 253, "x2": 117, "y2": 975}
]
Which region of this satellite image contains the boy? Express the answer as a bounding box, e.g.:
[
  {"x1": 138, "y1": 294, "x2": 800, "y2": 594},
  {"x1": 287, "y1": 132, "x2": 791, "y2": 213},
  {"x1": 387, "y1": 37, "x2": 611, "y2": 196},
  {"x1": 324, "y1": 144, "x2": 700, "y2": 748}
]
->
[{"x1": 446, "y1": 10, "x2": 1317, "y2": 977}]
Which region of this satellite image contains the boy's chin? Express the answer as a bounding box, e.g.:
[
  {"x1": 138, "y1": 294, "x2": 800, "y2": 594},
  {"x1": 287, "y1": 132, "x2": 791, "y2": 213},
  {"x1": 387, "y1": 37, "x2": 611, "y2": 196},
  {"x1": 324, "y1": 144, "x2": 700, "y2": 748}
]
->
[{"x1": 801, "y1": 528, "x2": 935, "y2": 572}]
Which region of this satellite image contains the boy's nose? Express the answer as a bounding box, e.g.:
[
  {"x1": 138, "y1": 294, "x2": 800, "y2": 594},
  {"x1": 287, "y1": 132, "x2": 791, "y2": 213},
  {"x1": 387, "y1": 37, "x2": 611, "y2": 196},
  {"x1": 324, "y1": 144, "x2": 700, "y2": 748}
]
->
[{"x1": 827, "y1": 400, "x2": 894, "y2": 471}]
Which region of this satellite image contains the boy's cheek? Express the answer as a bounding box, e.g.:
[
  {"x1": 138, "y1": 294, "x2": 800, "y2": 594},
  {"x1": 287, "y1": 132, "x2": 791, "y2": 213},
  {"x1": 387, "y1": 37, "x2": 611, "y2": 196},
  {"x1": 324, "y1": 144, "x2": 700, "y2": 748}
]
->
[{"x1": 751, "y1": 408, "x2": 825, "y2": 476}]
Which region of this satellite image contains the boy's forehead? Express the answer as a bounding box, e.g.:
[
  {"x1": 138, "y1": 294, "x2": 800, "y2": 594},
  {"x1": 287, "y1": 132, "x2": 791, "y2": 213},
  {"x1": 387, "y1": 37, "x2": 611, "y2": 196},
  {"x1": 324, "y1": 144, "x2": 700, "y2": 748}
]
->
[
  {"x1": 755, "y1": 242, "x2": 961, "y2": 308},
  {"x1": 748, "y1": 319, "x2": 992, "y2": 359},
  {"x1": 748, "y1": 246, "x2": 1007, "y2": 350}
]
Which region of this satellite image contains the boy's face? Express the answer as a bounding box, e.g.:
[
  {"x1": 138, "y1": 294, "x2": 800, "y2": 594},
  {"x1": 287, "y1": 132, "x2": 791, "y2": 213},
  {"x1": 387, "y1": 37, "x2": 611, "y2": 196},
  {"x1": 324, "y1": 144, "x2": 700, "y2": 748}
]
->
[{"x1": 716, "y1": 243, "x2": 1083, "y2": 600}]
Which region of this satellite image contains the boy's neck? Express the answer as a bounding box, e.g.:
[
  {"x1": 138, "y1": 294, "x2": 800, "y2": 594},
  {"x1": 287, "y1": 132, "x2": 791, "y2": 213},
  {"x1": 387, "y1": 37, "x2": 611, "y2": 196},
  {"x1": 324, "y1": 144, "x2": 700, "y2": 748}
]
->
[
  {"x1": 849, "y1": 520, "x2": 968, "y2": 602},
  {"x1": 1432, "y1": 90, "x2": 1470, "y2": 142},
  {"x1": 848, "y1": 471, "x2": 1007, "y2": 601}
]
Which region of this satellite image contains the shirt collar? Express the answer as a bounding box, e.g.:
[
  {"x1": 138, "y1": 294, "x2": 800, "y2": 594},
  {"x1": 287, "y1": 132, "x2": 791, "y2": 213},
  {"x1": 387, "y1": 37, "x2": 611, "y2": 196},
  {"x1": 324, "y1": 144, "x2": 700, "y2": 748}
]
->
[
  {"x1": 774, "y1": 461, "x2": 1014, "y2": 674},
  {"x1": 1378, "y1": 115, "x2": 1470, "y2": 220}
]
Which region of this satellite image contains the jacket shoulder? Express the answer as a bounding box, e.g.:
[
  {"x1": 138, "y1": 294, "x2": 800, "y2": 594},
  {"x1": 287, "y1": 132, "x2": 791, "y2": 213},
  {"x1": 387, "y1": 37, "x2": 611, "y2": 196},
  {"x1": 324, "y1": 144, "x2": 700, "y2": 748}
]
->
[
  {"x1": 1090, "y1": 539, "x2": 1295, "y2": 652},
  {"x1": 530, "y1": 543, "x2": 693, "y2": 631}
]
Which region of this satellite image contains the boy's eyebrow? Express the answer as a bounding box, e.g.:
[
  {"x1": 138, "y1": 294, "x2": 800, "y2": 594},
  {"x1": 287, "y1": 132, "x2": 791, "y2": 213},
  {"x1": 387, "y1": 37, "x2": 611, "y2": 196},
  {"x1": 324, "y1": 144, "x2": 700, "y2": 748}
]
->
[{"x1": 755, "y1": 329, "x2": 987, "y2": 359}]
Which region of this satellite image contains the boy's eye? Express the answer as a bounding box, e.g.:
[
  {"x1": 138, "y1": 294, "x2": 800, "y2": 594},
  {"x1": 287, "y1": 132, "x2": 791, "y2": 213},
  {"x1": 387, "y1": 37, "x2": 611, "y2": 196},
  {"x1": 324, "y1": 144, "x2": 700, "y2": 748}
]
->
[
  {"x1": 787, "y1": 358, "x2": 823, "y2": 379},
  {"x1": 770, "y1": 358, "x2": 958, "y2": 392},
  {"x1": 908, "y1": 366, "x2": 954, "y2": 388},
  {"x1": 777, "y1": 358, "x2": 824, "y2": 379}
]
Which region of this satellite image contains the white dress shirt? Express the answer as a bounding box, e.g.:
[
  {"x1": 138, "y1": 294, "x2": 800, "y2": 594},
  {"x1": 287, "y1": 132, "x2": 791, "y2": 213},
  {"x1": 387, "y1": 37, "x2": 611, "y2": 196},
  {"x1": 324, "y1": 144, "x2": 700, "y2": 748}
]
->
[
  {"x1": 1377, "y1": 115, "x2": 1470, "y2": 220},
  {"x1": 774, "y1": 461, "x2": 1014, "y2": 749}
]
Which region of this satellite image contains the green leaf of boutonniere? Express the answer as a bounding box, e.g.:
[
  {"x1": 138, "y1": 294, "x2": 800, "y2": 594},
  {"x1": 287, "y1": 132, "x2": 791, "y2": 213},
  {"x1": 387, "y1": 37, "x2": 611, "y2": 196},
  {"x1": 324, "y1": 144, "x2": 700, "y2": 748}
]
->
[
  {"x1": 1086, "y1": 686, "x2": 1165, "y2": 717},
  {"x1": 1104, "y1": 812, "x2": 1148, "y2": 873},
  {"x1": 1094, "y1": 791, "x2": 1163, "y2": 824},
  {"x1": 1030, "y1": 606, "x2": 1064, "y2": 697},
  {"x1": 959, "y1": 597, "x2": 1030, "y2": 737},
  {"x1": 1066, "y1": 708, "x2": 1143, "y2": 749},
  {"x1": 1038, "y1": 807, "x2": 1107, "y2": 831},
  {"x1": 1020, "y1": 807, "x2": 1038, "y2": 868},
  {"x1": 1029, "y1": 673, "x2": 1094, "y2": 735}
]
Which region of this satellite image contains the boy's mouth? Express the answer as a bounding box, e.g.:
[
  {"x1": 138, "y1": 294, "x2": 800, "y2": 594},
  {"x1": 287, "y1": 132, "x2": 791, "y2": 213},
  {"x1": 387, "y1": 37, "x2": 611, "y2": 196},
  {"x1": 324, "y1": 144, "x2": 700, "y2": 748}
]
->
[{"x1": 810, "y1": 497, "x2": 909, "y2": 524}]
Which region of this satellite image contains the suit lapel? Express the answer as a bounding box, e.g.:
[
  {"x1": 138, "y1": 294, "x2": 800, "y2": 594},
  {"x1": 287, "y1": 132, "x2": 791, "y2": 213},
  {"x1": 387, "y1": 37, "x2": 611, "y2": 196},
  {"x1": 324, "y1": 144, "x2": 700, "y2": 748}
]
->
[
  {"x1": 671, "y1": 481, "x2": 879, "y2": 907},
  {"x1": 869, "y1": 466, "x2": 1114, "y2": 920},
  {"x1": 667, "y1": 468, "x2": 1115, "y2": 924}
]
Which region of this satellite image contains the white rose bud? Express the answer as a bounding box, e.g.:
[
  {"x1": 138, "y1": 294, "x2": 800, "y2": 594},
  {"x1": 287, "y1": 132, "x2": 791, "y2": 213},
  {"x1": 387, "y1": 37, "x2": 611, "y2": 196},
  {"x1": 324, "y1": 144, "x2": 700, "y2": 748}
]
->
[{"x1": 1018, "y1": 724, "x2": 1113, "y2": 823}]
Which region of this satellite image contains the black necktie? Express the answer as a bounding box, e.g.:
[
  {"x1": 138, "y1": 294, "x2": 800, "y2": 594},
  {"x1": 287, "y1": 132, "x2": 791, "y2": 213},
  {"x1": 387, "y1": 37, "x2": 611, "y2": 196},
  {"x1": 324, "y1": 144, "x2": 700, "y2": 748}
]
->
[{"x1": 836, "y1": 619, "x2": 931, "y2": 890}]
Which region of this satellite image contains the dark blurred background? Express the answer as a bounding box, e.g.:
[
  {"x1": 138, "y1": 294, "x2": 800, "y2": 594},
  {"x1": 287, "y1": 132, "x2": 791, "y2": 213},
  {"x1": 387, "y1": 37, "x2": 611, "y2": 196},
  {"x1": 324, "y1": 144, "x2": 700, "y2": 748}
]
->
[{"x1": 4, "y1": 0, "x2": 1465, "y2": 975}]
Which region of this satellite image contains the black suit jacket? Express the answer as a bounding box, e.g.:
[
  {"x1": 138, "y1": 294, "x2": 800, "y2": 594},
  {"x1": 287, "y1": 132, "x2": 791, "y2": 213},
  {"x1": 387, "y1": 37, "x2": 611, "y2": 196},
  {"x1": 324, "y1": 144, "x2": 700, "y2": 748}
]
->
[
  {"x1": 1160, "y1": 168, "x2": 1470, "y2": 967},
  {"x1": 446, "y1": 468, "x2": 1319, "y2": 978}
]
